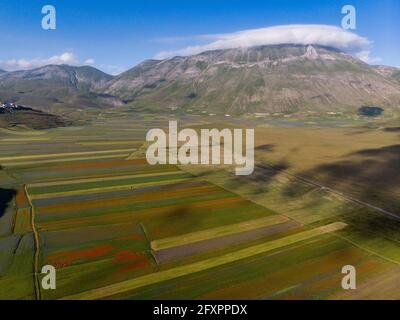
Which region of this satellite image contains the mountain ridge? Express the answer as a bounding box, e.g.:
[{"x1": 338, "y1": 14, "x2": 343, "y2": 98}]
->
[
  {"x1": 103, "y1": 44, "x2": 400, "y2": 114},
  {"x1": 0, "y1": 64, "x2": 122, "y2": 113},
  {"x1": 1, "y1": 44, "x2": 400, "y2": 115}
]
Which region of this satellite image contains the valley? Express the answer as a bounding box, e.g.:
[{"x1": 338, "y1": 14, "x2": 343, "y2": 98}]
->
[
  {"x1": 0, "y1": 112, "x2": 399, "y2": 300},
  {"x1": 1, "y1": 0, "x2": 400, "y2": 304}
]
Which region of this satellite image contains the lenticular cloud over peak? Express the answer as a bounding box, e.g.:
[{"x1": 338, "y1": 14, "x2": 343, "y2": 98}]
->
[{"x1": 155, "y1": 24, "x2": 372, "y2": 60}]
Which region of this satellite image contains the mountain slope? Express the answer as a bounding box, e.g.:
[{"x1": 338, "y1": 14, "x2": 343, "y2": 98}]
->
[
  {"x1": 0, "y1": 65, "x2": 123, "y2": 113},
  {"x1": 105, "y1": 45, "x2": 400, "y2": 114},
  {"x1": 1, "y1": 45, "x2": 399, "y2": 116}
]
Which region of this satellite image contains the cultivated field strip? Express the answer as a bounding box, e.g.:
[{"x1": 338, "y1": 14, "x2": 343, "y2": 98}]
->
[
  {"x1": 78, "y1": 141, "x2": 142, "y2": 146},
  {"x1": 1, "y1": 138, "x2": 51, "y2": 142},
  {"x1": 0, "y1": 148, "x2": 138, "y2": 162},
  {"x1": 12, "y1": 159, "x2": 174, "y2": 183},
  {"x1": 29, "y1": 173, "x2": 192, "y2": 199},
  {"x1": 34, "y1": 181, "x2": 227, "y2": 215},
  {"x1": 35, "y1": 193, "x2": 251, "y2": 233},
  {"x1": 31, "y1": 182, "x2": 200, "y2": 207},
  {"x1": 155, "y1": 220, "x2": 301, "y2": 264},
  {"x1": 61, "y1": 222, "x2": 347, "y2": 300},
  {"x1": 31, "y1": 178, "x2": 192, "y2": 200},
  {"x1": 28, "y1": 170, "x2": 185, "y2": 188},
  {"x1": 1, "y1": 154, "x2": 131, "y2": 167},
  {"x1": 151, "y1": 215, "x2": 291, "y2": 250}
]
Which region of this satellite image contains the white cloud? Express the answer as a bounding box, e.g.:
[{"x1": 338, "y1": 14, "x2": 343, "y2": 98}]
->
[
  {"x1": 155, "y1": 24, "x2": 373, "y2": 60},
  {"x1": 152, "y1": 34, "x2": 223, "y2": 44},
  {"x1": 84, "y1": 58, "x2": 96, "y2": 65},
  {"x1": 98, "y1": 64, "x2": 128, "y2": 75},
  {"x1": 355, "y1": 51, "x2": 382, "y2": 64},
  {"x1": 0, "y1": 52, "x2": 80, "y2": 71},
  {"x1": 0, "y1": 52, "x2": 126, "y2": 75}
]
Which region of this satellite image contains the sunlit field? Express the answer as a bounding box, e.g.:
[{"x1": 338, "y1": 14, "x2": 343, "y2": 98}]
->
[{"x1": 1, "y1": 112, "x2": 399, "y2": 300}]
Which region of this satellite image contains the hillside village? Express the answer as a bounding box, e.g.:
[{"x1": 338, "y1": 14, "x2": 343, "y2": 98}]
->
[{"x1": 0, "y1": 102, "x2": 24, "y2": 113}]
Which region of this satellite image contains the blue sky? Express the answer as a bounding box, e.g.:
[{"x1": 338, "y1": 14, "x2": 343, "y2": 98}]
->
[{"x1": 0, "y1": 0, "x2": 399, "y2": 74}]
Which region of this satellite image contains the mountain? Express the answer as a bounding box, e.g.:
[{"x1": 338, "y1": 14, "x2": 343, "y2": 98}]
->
[
  {"x1": 0, "y1": 65, "x2": 123, "y2": 113},
  {"x1": 1, "y1": 45, "x2": 400, "y2": 117},
  {"x1": 105, "y1": 44, "x2": 400, "y2": 114}
]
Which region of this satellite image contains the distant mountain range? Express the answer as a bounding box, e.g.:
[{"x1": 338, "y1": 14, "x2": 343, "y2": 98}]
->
[
  {"x1": 1, "y1": 44, "x2": 400, "y2": 116},
  {"x1": 0, "y1": 65, "x2": 122, "y2": 114}
]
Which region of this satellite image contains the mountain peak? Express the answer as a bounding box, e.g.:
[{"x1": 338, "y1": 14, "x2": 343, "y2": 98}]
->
[
  {"x1": 305, "y1": 45, "x2": 319, "y2": 59},
  {"x1": 0, "y1": 64, "x2": 119, "y2": 110},
  {"x1": 1, "y1": 44, "x2": 399, "y2": 116},
  {"x1": 104, "y1": 43, "x2": 400, "y2": 114}
]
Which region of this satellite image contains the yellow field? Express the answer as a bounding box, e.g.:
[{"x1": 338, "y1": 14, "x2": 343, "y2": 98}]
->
[{"x1": 254, "y1": 126, "x2": 399, "y2": 173}]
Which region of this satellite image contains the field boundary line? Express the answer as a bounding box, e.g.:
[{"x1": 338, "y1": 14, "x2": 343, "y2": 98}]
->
[
  {"x1": 61, "y1": 222, "x2": 346, "y2": 300},
  {"x1": 334, "y1": 233, "x2": 400, "y2": 266},
  {"x1": 139, "y1": 223, "x2": 160, "y2": 271},
  {"x1": 256, "y1": 162, "x2": 400, "y2": 222},
  {"x1": 24, "y1": 184, "x2": 41, "y2": 300}
]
